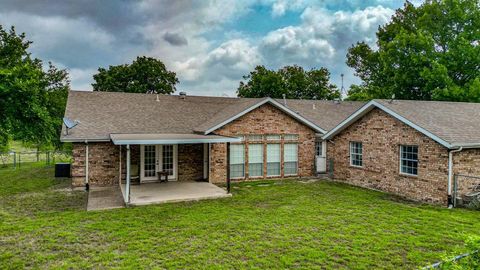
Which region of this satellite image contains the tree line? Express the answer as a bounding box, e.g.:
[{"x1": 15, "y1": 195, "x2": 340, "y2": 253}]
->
[{"x1": 1, "y1": 0, "x2": 479, "y2": 150}]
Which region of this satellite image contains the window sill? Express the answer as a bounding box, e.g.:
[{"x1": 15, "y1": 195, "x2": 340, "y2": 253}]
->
[
  {"x1": 350, "y1": 165, "x2": 363, "y2": 169},
  {"x1": 399, "y1": 172, "x2": 418, "y2": 178}
]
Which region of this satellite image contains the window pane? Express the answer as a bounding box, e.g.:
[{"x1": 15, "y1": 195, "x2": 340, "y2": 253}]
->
[
  {"x1": 400, "y1": 145, "x2": 418, "y2": 175},
  {"x1": 249, "y1": 163, "x2": 263, "y2": 177},
  {"x1": 248, "y1": 144, "x2": 263, "y2": 177},
  {"x1": 284, "y1": 144, "x2": 298, "y2": 162},
  {"x1": 247, "y1": 135, "x2": 263, "y2": 141},
  {"x1": 284, "y1": 134, "x2": 299, "y2": 140},
  {"x1": 144, "y1": 145, "x2": 156, "y2": 177},
  {"x1": 230, "y1": 144, "x2": 245, "y2": 164},
  {"x1": 267, "y1": 162, "x2": 280, "y2": 176},
  {"x1": 267, "y1": 144, "x2": 280, "y2": 162},
  {"x1": 284, "y1": 162, "x2": 297, "y2": 175},
  {"x1": 162, "y1": 145, "x2": 174, "y2": 175},
  {"x1": 350, "y1": 142, "x2": 363, "y2": 167},
  {"x1": 315, "y1": 141, "x2": 323, "y2": 156},
  {"x1": 267, "y1": 144, "x2": 280, "y2": 176},
  {"x1": 266, "y1": 134, "x2": 281, "y2": 140},
  {"x1": 230, "y1": 144, "x2": 245, "y2": 178}
]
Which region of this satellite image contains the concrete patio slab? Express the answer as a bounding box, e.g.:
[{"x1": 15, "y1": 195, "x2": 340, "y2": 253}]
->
[
  {"x1": 125, "y1": 181, "x2": 231, "y2": 206},
  {"x1": 87, "y1": 186, "x2": 125, "y2": 211}
]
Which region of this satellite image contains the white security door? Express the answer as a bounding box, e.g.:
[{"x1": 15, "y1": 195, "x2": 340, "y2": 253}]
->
[{"x1": 316, "y1": 141, "x2": 327, "y2": 173}]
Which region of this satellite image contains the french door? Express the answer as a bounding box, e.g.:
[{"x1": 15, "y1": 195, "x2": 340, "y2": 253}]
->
[{"x1": 140, "y1": 145, "x2": 177, "y2": 182}]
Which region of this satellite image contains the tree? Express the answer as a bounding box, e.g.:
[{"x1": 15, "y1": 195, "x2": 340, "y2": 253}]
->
[
  {"x1": 92, "y1": 56, "x2": 179, "y2": 94},
  {"x1": 346, "y1": 0, "x2": 480, "y2": 102},
  {"x1": 237, "y1": 65, "x2": 340, "y2": 100},
  {"x1": 0, "y1": 25, "x2": 69, "y2": 150}
]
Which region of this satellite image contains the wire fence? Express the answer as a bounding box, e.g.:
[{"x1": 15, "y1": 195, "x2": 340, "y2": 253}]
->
[
  {"x1": 0, "y1": 150, "x2": 72, "y2": 169},
  {"x1": 453, "y1": 174, "x2": 480, "y2": 209}
]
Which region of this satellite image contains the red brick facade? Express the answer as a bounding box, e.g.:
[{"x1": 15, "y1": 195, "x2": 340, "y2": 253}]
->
[
  {"x1": 208, "y1": 103, "x2": 317, "y2": 183},
  {"x1": 452, "y1": 149, "x2": 480, "y2": 199},
  {"x1": 327, "y1": 108, "x2": 450, "y2": 204}
]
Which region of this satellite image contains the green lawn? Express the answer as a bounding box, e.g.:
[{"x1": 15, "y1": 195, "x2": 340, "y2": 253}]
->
[{"x1": 0, "y1": 165, "x2": 478, "y2": 269}]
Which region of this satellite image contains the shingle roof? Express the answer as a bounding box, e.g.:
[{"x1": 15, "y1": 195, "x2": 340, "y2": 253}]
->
[
  {"x1": 323, "y1": 99, "x2": 480, "y2": 148},
  {"x1": 375, "y1": 99, "x2": 480, "y2": 146},
  {"x1": 61, "y1": 91, "x2": 363, "y2": 141}
]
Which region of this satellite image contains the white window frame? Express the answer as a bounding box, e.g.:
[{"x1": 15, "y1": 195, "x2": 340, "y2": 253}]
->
[
  {"x1": 248, "y1": 143, "x2": 263, "y2": 178},
  {"x1": 399, "y1": 145, "x2": 419, "y2": 176},
  {"x1": 349, "y1": 141, "x2": 363, "y2": 168},
  {"x1": 229, "y1": 144, "x2": 245, "y2": 179},
  {"x1": 283, "y1": 143, "x2": 298, "y2": 176},
  {"x1": 266, "y1": 143, "x2": 281, "y2": 176}
]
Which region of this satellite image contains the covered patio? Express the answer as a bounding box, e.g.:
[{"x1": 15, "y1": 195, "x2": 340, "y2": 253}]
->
[
  {"x1": 111, "y1": 133, "x2": 240, "y2": 205},
  {"x1": 123, "y1": 181, "x2": 231, "y2": 205}
]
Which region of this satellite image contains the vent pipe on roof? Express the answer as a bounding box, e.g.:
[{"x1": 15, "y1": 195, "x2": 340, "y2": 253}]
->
[
  {"x1": 179, "y1": 91, "x2": 187, "y2": 99},
  {"x1": 282, "y1": 94, "x2": 287, "y2": 105},
  {"x1": 312, "y1": 103, "x2": 316, "y2": 110},
  {"x1": 156, "y1": 94, "x2": 160, "y2": 102}
]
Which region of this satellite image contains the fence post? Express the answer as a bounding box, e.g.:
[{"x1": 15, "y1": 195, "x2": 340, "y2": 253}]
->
[
  {"x1": 13, "y1": 151, "x2": 16, "y2": 169},
  {"x1": 52, "y1": 152, "x2": 55, "y2": 164},
  {"x1": 18, "y1": 153, "x2": 21, "y2": 168}
]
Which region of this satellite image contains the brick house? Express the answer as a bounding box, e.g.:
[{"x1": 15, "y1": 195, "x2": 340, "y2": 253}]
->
[
  {"x1": 61, "y1": 91, "x2": 480, "y2": 206},
  {"x1": 323, "y1": 100, "x2": 480, "y2": 205}
]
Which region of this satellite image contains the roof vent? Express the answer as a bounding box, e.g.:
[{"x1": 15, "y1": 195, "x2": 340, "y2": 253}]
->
[
  {"x1": 312, "y1": 103, "x2": 316, "y2": 110},
  {"x1": 282, "y1": 94, "x2": 287, "y2": 105},
  {"x1": 156, "y1": 94, "x2": 160, "y2": 102},
  {"x1": 389, "y1": 94, "x2": 395, "y2": 103},
  {"x1": 179, "y1": 91, "x2": 187, "y2": 99},
  {"x1": 334, "y1": 98, "x2": 341, "y2": 104}
]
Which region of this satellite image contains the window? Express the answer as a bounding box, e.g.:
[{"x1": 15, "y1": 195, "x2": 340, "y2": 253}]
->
[
  {"x1": 284, "y1": 134, "x2": 299, "y2": 140},
  {"x1": 400, "y1": 145, "x2": 418, "y2": 176},
  {"x1": 350, "y1": 142, "x2": 363, "y2": 167},
  {"x1": 248, "y1": 144, "x2": 263, "y2": 177},
  {"x1": 315, "y1": 141, "x2": 323, "y2": 156},
  {"x1": 247, "y1": 135, "x2": 263, "y2": 141},
  {"x1": 284, "y1": 144, "x2": 298, "y2": 175},
  {"x1": 266, "y1": 134, "x2": 281, "y2": 141},
  {"x1": 162, "y1": 145, "x2": 174, "y2": 176},
  {"x1": 267, "y1": 144, "x2": 281, "y2": 176},
  {"x1": 144, "y1": 145, "x2": 156, "y2": 177},
  {"x1": 230, "y1": 144, "x2": 245, "y2": 178}
]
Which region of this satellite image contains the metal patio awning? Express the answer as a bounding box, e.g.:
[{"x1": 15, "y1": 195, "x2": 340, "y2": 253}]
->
[{"x1": 110, "y1": 133, "x2": 242, "y2": 145}]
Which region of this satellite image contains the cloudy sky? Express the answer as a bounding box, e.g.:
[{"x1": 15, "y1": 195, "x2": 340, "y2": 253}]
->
[{"x1": 0, "y1": 0, "x2": 422, "y2": 97}]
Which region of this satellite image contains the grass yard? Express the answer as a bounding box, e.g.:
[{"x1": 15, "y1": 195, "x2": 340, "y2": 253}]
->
[{"x1": 0, "y1": 164, "x2": 479, "y2": 269}]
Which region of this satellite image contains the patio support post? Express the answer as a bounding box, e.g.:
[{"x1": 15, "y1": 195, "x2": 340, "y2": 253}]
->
[
  {"x1": 126, "y1": 144, "x2": 131, "y2": 204},
  {"x1": 226, "y1": 142, "x2": 231, "y2": 193}
]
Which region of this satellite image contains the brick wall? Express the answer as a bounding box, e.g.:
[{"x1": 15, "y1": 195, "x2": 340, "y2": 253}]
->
[
  {"x1": 72, "y1": 142, "x2": 120, "y2": 187},
  {"x1": 72, "y1": 142, "x2": 205, "y2": 187},
  {"x1": 178, "y1": 144, "x2": 205, "y2": 181},
  {"x1": 453, "y1": 149, "x2": 480, "y2": 198},
  {"x1": 327, "y1": 108, "x2": 449, "y2": 204},
  {"x1": 209, "y1": 103, "x2": 316, "y2": 183}
]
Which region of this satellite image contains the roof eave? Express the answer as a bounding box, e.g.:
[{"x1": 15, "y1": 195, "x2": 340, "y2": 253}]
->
[
  {"x1": 203, "y1": 97, "x2": 326, "y2": 135},
  {"x1": 322, "y1": 100, "x2": 452, "y2": 149}
]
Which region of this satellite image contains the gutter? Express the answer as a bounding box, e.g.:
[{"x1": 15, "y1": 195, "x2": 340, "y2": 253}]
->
[
  {"x1": 85, "y1": 140, "x2": 90, "y2": 191},
  {"x1": 447, "y1": 147, "x2": 463, "y2": 208}
]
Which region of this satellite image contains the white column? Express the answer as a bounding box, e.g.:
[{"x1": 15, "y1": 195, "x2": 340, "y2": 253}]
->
[{"x1": 125, "y1": 144, "x2": 131, "y2": 203}]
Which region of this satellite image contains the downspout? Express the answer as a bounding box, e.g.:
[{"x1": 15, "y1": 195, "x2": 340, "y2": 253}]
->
[
  {"x1": 447, "y1": 147, "x2": 463, "y2": 208},
  {"x1": 85, "y1": 140, "x2": 89, "y2": 191}
]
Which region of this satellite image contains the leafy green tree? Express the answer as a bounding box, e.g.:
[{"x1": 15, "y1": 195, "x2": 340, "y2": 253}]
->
[
  {"x1": 92, "y1": 56, "x2": 179, "y2": 94},
  {"x1": 237, "y1": 65, "x2": 340, "y2": 100},
  {"x1": 346, "y1": 0, "x2": 480, "y2": 102},
  {"x1": 0, "y1": 25, "x2": 69, "y2": 150}
]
